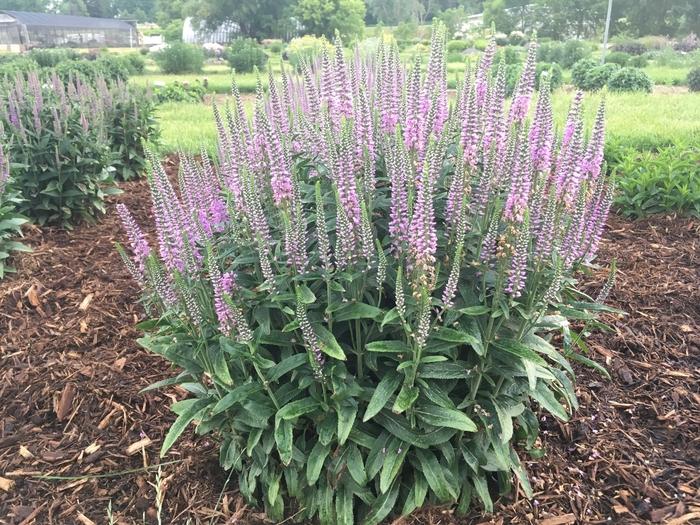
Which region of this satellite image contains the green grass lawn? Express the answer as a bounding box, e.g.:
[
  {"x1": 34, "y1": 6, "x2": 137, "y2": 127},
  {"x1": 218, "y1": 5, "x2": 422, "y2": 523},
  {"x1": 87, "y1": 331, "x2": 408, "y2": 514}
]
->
[{"x1": 155, "y1": 89, "x2": 700, "y2": 155}]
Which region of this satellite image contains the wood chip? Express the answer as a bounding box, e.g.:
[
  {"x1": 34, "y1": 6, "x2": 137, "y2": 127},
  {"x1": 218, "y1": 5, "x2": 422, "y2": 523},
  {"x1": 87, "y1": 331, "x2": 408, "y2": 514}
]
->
[
  {"x1": 25, "y1": 285, "x2": 42, "y2": 307},
  {"x1": 125, "y1": 436, "x2": 152, "y2": 456},
  {"x1": 76, "y1": 512, "x2": 97, "y2": 525},
  {"x1": 0, "y1": 476, "x2": 15, "y2": 492},
  {"x1": 19, "y1": 445, "x2": 34, "y2": 459},
  {"x1": 667, "y1": 513, "x2": 700, "y2": 525},
  {"x1": 539, "y1": 514, "x2": 576, "y2": 525},
  {"x1": 78, "y1": 293, "x2": 94, "y2": 311},
  {"x1": 55, "y1": 383, "x2": 77, "y2": 422}
]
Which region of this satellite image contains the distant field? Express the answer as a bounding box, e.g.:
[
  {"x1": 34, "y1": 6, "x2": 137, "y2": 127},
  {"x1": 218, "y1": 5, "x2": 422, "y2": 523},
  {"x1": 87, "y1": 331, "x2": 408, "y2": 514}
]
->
[{"x1": 154, "y1": 89, "x2": 700, "y2": 155}]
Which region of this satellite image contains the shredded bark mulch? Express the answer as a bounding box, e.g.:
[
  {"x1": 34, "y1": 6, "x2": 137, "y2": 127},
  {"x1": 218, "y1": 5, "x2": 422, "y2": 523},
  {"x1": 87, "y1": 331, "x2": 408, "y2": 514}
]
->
[{"x1": 1, "y1": 170, "x2": 698, "y2": 524}]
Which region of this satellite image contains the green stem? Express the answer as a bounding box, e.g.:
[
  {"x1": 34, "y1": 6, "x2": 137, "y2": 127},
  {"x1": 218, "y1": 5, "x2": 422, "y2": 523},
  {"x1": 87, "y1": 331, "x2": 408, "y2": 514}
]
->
[{"x1": 247, "y1": 343, "x2": 280, "y2": 410}]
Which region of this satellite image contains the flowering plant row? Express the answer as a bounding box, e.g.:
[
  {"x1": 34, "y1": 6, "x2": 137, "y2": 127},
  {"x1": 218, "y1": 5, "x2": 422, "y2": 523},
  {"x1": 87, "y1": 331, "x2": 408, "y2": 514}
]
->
[
  {"x1": 122, "y1": 25, "x2": 615, "y2": 523},
  {"x1": 0, "y1": 72, "x2": 157, "y2": 226},
  {"x1": 0, "y1": 144, "x2": 30, "y2": 278}
]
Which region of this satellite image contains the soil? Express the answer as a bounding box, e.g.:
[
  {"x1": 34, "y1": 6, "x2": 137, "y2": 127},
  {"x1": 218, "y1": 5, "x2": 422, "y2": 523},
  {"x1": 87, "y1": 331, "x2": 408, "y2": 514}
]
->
[{"x1": 1, "y1": 163, "x2": 698, "y2": 524}]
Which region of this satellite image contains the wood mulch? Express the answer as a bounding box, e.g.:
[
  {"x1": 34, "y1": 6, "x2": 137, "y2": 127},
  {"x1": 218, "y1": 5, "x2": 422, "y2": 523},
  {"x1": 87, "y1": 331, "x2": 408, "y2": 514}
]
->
[{"x1": 1, "y1": 165, "x2": 698, "y2": 524}]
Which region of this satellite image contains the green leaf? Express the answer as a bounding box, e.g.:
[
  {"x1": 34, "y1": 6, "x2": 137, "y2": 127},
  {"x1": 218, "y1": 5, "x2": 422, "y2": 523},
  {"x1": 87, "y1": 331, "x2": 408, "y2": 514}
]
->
[
  {"x1": 335, "y1": 484, "x2": 354, "y2": 525},
  {"x1": 365, "y1": 340, "x2": 411, "y2": 353},
  {"x1": 210, "y1": 346, "x2": 233, "y2": 386},
  {"x1": 568, "y1": 352, "x2": 611, "y2": 379},
  {"x1": 374, "y1": 412, "x2": 457, "y2": 449},
  {"x1": 297, "y1": 284, "x2": 316, "y2": 304},
  {"x1": 337, "y1": 402, "x2": 357, "y2": 445},
  {"x1": 379, "y1": 439, "x2": 408, "y2": 493},
  {"x1": 364, "y1": 371, "x2": 402, "y2": 422},
  {"x1": 360, "y1": 480, "x2": 400, "y2": 525},
  {"x1": 211, "y1": 383, "x2": 263, "y2": 415},
  {"x1": 380, "y1": 308, "x2": 400, "y2": 329},
  {"x1": 472, "y1": 474, "x2": 493, "y2": 512},
  {"x1": 491, "y1": 398, "x2": 515, "y2": 443},
  {"x1": 276, "y1": 398, "x2": 319, "y2": 420},
  {"x1": 493, "y1": 339, "x2": 548, "y2": 366},
  {"x1": 274, "y1": 418, "x2": 293, "y2": 465},
  {"x1": 314, "y1": 324, "x2": 347, "y2": 360},
  {"x1": 268, "y1": 353, "x2": 309, "y2": 382},
  {"x1": 401, "y1": 472, "x2": 428, "y2": 516},
  {"x1": 346, "y1": 444, "x2": 367, "y2": 486},
  {"x1": 459, "y1": 305, "x2": 490, "y2": 315},
  {"x1": 160, "y1": 398, "x2": 210, "y2": 457},
  {"x1": 334, "y1": 302, "x2": 383, "y2": 322},
  {"x1": 415, "y1": 449, "x2": 456, "y2": 501},
  {"x1": 415, "y1": 405, "x2": 478, "y2": 432},
  {"x1": 531, "y1": 382, "x2": 570, "y2": 421},
  {"x1": 392, "y1": 382, "x2": 419, "y2": 414},
  {"x1": 419, "y1": 362, "x2": 469, "y2": 379},
  {"x1": 306, "y1": 441, "x2": 330, "y2": 485}
]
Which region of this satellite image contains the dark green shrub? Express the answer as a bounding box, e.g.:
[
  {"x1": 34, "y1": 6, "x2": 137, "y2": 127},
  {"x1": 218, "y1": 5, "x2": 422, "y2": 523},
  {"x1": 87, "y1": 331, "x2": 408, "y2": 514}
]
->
[
  {"x1": 687, "y1": 67, "x2": 700, "y2": 92},
  {"x1": 628, "y1": 55, "x2": 648, "y2": 68},
  {"x1": 495, "y1": 45, "x2": 521, "y2": 65},
  {"x1": 269, "y1": 40, "x2": 284, "y2": 54},
  {"x1": 54, "y1": 59, "x2": 104, "y2": 83},
  {"x1": 604, "y1": 51, "x2": 630, "y2": 67},
  {"x1": 226, "y1": 38, "x2": 268, "y2": 73},
  {"x1": 561, "y1": 39, "x2": 592, "y2": 68},
  {"x1": 612, "y1": 41, "x2": 646, "y2": 55},
  {"x1": 571, "y1": 57, "x2": 598, "y2": 89},
  {"x1": 154, "y1": 43, "x2": 204, "y2": 74},
  {"x1": 537, "y1": 41, "x2": 563, "y2": 65},
  {"x1": 140, "y1": 46, "x2": 150, "y2": 55},
  {"x1": 536, "y1": 62, "x2": 563, "y2": 91},
  {"x1": 582, "y1": 63, "x2": 620, "y2": 91},
  {"x1": 0, "y1": 56, "x2": 38, "y2": 78},
  {"x1": 96, "y1": 54, "x2": 132, "y2": 80},
  {"x1": 447, "y1": 51, "x2": 464, "y2": 63},
  {"x1": 0, "y1": 146, "x2": 31, "y2": 278},
  {"x1": 614, "y1": 144, "x2": 700, "y2": 218},
  {"x1": 394, "y1": 20, "x2": 418, "y2": 42},
  {"x1": 152, "y1": 80, "x2": 207, "y2": 103},
  {"x1": 28, "y1": 48, "x2": 79, "y2": 67},
  {"x1": 447, "y1": 39, "x2": 469, "y2": 52},
  {"x1": 1, "y1": 73, "x2": 119, "y2": 226},
  {"x1": 102, "y1": 81, "x2": 160, "y2": 181},
  {"x1": 607, "y1": 67, "x2": 653, "y2": 92},
  {"x1": 124, "y1": 52, "x2": 146, "y2": 75},
  {"x1": 508, "y1": 31, "x2": 526, "y2": 46}
]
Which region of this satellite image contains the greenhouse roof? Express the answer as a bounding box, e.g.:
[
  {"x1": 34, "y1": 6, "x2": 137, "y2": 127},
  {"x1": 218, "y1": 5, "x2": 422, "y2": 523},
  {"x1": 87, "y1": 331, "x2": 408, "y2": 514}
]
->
[{"x1": 0, "y1": 10, "x2": 134, "y2": 31}]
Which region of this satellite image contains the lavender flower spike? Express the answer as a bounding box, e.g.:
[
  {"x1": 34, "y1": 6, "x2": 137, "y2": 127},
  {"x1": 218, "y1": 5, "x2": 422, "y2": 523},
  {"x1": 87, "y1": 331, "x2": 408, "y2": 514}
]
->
[{"x1": 116, "y1": 203, "x2": 150, "y2": 275}]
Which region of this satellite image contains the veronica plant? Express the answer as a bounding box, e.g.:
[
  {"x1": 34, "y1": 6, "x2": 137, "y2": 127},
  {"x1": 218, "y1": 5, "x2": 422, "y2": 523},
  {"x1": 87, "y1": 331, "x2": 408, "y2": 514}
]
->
[
  {"x1": 122, "y1": 25, "x2": 616, "y2": 523},
  {"x1": 0, "y1": 144, "x2": 30, "y2": 278}
]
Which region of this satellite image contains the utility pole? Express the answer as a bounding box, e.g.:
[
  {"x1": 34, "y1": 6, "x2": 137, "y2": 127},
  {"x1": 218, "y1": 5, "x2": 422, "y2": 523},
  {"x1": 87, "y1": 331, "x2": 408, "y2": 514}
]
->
[{"x1": 601, "y1": 0, "x2": 613, "y2": 63}]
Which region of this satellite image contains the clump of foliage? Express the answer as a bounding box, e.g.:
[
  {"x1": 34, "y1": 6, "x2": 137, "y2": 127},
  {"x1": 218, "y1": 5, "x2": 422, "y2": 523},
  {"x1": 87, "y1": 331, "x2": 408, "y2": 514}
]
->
[
  {"x1": 607, "y1": 67, "x2": 653, "y2": 92},
  {"x1": 673, "y1": 33, "x2": 699, "y2": 52},
  {"x1": 154, "y1": 43, "x2": 204, "y2": 74},
  {"x1": 614, "y1": 144, "x2": 700, "y2": 218},
  {"x1": 538, "y1": 40, "x2": 592, "y2": 69},
  {"x1": 120, "y1": 31, "x2": 615, "y2": 524},
  {"x1": 0, "y1": 73, "x2": 118, "y2": 225},
  {"x1": 286, "y1": 35, "x2": 333, "y2": 68},
  {"x1": 582, "y1": 63, "x2": 621, "y2": 91},
  {"x1": 536, "y1": 62, "x2": 563, "y2": 91},
  {"x1": 0, "y1": 145, "x2": 30, "y2": 278},
  {"x1": 28, "y1": 48, "x2": 80, "y2": 67},
  {"x1": 100, "y1": 79, "x2": 160, "y2": 181},
  {"x1": 612, "y1": 41, "x2": 646, "y2": 55},
  {"x1": 447, "y1": 39, "x2": 469, "y2": 52},
  {"x1": 0, "y1": 56, "x2": 39, "y2": 78},
  {"x1": 628, "y1": 55, "x2": 648, "y2": 68},
  {"x1": 571, "y1": 57, "x2": 598, "y2": 89},
  {"x1": 605, "y1": 51, "x2": 631, "y2": 66},
  {"x1": 226, "y1": 38, "x2": 268, "y2": 73},
  {"x1": 152, "y1": 81, "x2": 207, "y2": 104},
  {"x1": 495, "y1": 45, "x2": 521, "y2": 65},
  {"x1": 687, "y1": 67, "x2": 700, "y2": 92}
]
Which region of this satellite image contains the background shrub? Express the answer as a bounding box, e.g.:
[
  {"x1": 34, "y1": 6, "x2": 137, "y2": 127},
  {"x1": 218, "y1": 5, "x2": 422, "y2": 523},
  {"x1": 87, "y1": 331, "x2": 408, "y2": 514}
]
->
[
  {"x1": 628, "y1": 55, "x2": 648, "y2": 68},
  {"x1": 612, "y1": 40, "x2": 646, "y2": 55},
  {"x1": 0, "y1": 56, "x2": 38, "y2": 78},
  {"x1": 0, "y1": 73, "x2": 118, "y2": 226},
  {"x1": 673, "y1": 33, "x2": 699, "y2": 53},
  {"x1": 605, "y1": 51, "x2": 631, "y2": 66},
  {"x1": 508, "y1": 30, "x2": 526, "y2": 46},
  {"x1": 561, "y1": 39, "x2": 592, "y2": 68},
  {"x1": 154, "y1": 43, "x2": 204, "y2": 74},
  {"x1": 537, "y1": 41, "x2": 564, "y2": 64},
  {"x1": 95, "y1": 54, "x2": 132, "y2": 80},
  {"x1": 571, "y1": 57, "x2": 599, "y2": 89},
  {"x1": 688, "y1": 67, "x2": 700, "y2": 92},
  {"x1": 495, "y1": 45, "x2": 521, "y2": 65},
  {"x1": 226, "y1": 38, "x2": 268, "y2": 73},
  {"x1": 536, "y1": 62, "x2": 563, "y2": 90},
  {"x1": 614, "y1": 144, "x2": 700, "y2": 218},
  {"x1": 123, "y1": 52, "x2": 146, "y2": 75},
  {"x1": 28, "y1": 48, "x2": 79, "y2": 67},
  {"x1": 0, "y1": 146, "x2": 30, "y2": 278},
  {"x1": 447, "y1": 39, "x2": 469, "y2": 52},
  {"x1": 607, "y1": 67, "x2": 653, "y2": 92},
  {"x1": 447, "y1": 51, "x2": 464, "y2": 63},
  {"x1": 152, "y1": 80, "x2": 207, "y2": 103},
  {"x1": 582, "y1": 63, "x2": 621, "y2": 91},
  {"x1": 286, "y1": 35, "x2": 332, "y2": 68}
]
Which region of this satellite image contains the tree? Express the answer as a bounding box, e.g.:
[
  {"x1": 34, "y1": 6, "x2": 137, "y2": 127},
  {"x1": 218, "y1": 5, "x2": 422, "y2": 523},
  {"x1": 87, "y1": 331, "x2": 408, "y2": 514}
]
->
[
  {"x1": 483, "y1": 0, "x2": 515, "y2": 34},
  {"x1": 155, "y1": 0, "x2": 185, "y2": 27},
  {"x1": 535, "y1": 0, "x2": 607, "y2": 39},
  {"x1": 57, "y1": 0, "x2": 89, "y2": 16},
  {"x1": 183, "y1": 0, "x2": 295, "y2": 40},
  {"x1": 295, "y1": 0, "x2": 366, "y2": 41},
  {"x1": 366, "y1": 0, "x2": 425, "y2": 25},
  {"x1": 2, "y1": 0, "x2": 50, "y2": 11}
]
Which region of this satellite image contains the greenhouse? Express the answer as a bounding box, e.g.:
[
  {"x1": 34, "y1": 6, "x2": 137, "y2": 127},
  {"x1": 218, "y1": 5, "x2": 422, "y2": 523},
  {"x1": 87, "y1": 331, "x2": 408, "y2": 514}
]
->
[{"x1": 0, "y1": 10, "x2": 138, "y2": 51}]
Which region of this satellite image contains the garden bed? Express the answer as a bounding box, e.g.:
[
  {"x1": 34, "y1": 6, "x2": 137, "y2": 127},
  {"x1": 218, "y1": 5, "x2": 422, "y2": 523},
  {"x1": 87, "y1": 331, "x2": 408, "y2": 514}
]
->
[{"x1": 0, "y1": 162, "x2": 698, "y2": 524}]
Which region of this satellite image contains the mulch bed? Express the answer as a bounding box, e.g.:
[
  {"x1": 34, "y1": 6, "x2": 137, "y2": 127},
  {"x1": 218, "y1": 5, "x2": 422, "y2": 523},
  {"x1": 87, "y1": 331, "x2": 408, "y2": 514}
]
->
[{"x1": 1, "y1": 164, "x2": 698, "y2": 524}]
